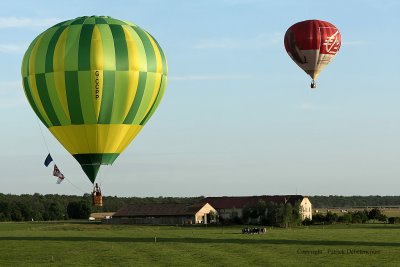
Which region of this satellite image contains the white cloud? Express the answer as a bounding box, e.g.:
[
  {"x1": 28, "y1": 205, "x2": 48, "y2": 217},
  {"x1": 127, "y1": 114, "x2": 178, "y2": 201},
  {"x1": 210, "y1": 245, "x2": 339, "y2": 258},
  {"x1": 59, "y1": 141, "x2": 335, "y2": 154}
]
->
[
  {"x1": 194, "y1": 32, "x2": 282, "y2": 50},
  {"x1": 169, "y1": 74, "x2": 254, "y2": 81},
  {"x1": 0, "y1": 44, "x2": 24, "y2": 53},
  {"x1": 0, "y1": 96, "x2": 25, "y2": 109},
  {"x1": 0, "y1": 17, "x2": 60, "y2": 28},
  {"x1": 0, "y1": 81, "x2": 25, "y2": 109},
  {"x1": 0, "y1": 81, "x2": 21, "y2": 91}
]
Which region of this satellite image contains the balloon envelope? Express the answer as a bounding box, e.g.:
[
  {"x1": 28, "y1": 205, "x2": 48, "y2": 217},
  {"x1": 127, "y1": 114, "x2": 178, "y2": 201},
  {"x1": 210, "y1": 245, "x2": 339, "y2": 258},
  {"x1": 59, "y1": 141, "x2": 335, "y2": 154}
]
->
[
  {"x1": 284, "y1": 19, "x2": 341, "y2": 84},
  {"x1": 21, "y1": 16, "x2": 168, "y2": 183}
]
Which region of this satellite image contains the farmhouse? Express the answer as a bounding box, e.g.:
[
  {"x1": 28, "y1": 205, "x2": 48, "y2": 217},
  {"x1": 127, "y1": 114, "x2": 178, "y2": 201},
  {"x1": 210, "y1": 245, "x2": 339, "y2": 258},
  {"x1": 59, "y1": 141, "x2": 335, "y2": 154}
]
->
[
  {"x1": 111, "y1": 202, "x2": 217, "y2": 225},
  {"x1": 199, "y1": 195, "x2": 312, "y2": 221}
]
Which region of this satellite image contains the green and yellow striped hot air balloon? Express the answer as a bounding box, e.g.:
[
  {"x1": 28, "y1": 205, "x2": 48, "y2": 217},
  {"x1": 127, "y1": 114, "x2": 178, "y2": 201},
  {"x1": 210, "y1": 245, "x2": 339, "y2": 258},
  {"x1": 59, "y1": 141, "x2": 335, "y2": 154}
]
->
[{"x1": 21, "y1": 16, "x2": 168, "y2": 183}]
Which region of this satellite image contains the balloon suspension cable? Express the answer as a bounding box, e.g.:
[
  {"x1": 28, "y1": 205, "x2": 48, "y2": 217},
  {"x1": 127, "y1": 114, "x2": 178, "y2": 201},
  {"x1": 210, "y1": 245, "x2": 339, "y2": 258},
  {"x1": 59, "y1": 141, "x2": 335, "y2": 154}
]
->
[
  {"x1": 35, "y1": 118, "x2": 51, "y2": 155},
  {"x1": 96, "y1": 166, "x2": 104, "y2": 190},
  {"x1": 64, "y1": 177, "x2": 86, "y2": 194},
  {"x1": 35, "y1": 117, "x2": 87, "y2": 195}
]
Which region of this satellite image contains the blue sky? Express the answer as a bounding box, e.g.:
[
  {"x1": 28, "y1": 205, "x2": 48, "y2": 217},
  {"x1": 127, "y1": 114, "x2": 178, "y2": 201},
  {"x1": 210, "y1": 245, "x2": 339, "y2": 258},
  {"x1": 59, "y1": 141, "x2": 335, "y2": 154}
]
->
[{"x1": 1, "y1": 0, "x2": 400, "y2": 197}]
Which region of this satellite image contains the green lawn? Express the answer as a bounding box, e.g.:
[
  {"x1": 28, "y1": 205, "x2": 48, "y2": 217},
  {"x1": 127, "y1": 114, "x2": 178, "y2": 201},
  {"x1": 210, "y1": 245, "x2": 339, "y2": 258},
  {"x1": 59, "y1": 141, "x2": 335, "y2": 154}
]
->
[{"x1": 0, "y1": 222, "x2": 399, "y2": 266}]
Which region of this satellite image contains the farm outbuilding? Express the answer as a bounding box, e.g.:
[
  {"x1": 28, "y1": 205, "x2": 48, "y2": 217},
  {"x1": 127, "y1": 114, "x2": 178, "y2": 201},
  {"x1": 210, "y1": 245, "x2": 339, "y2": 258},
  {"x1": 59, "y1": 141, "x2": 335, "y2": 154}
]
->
[
  {"x1": 89, "y1": 212, "x2": 115, "y2": 221},
  {"x1": 111, "y1": 203, "x2": 217, "y2": 225}
]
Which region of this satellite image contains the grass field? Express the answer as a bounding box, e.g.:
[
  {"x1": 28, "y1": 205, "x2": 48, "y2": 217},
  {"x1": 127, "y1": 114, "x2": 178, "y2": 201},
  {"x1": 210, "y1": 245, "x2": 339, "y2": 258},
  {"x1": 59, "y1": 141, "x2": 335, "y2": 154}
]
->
[{"x1": 0, "y1": 222, "x2": 399, "y2": 266}]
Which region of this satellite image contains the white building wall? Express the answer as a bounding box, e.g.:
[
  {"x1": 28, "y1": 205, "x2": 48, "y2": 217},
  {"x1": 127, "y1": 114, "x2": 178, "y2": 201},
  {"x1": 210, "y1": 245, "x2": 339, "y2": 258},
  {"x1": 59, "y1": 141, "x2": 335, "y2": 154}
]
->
[{"x1": 300, "y1": 197, "x2": 312, "y2": 220}]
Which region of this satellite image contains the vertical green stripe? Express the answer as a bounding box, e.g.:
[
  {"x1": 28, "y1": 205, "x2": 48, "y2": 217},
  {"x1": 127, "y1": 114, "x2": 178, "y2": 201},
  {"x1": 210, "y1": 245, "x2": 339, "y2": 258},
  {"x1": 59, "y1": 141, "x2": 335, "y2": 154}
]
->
[
  {"x1": 133, "y1": 26, "x2": 157, "y2": 72},
  {"x1": 98, "y1": 70, "x2": 115, "y2": 123},
  {"x1": 45, "y1": 73, "x2": 70, "y2": 125},
  {"x1": 22, "y1": 35, "x2": 41, "y2": 77},
  {"x1": 123, "y1": 71, "x2": 147, "y2": 124},
  {"x1": 95, "y1": 17, "x2": 108, "y2": 24},
  {"x1": 52, "y1": 19, "x2": 74, "y2": 28},
  {"x1": 65, "y1": 71, "x2": 84, "y2": 124},
  {"x1": 52, "y1": 21, "x2": 66, "y2": 28},
  {"x1": 106, "y1": 18, "x2": 124, "y2": 25},
  {"x1": 132, "y1": 72, "x2": 156, "y2": 124},
  {"x1": 78, "y1": 71, "x2": 97, "y2": 124},
  {"x1": 35, "y1": 28, "x2": 58, "y2": 74},
  {"x1": 140, "y1": 75, "x2": 167, "y2": 125},
  {"x1": 64, "y1": 25, "x2": 82, "y2": 71},
  {"x1": 83, "y1": 17, "x2": 96, "y2": 24},
  {"x1": 71, "y1": 17, "x2": 87, "y2": 25},
  {"x1": 35, "y1": 74, "x2": 60, "y2": 126},
  {"x1": 22, "y1": 77, "x2": 49, "y2": 127},
  {"x1": 45, "y1": 26, "x2": 67, "y2": 73},
  {"x1": 110, "y1": 25, "x2": 129, "y2": 71},
  {"x1": 21, "y1": 51, "x2": 30, "y2": 77},
  {"x1": 110, "y1": 71, "x2": 129, "y2": 123},
  {"x1": 78, "y1": 24, "x2": 94, "y2": 71}
]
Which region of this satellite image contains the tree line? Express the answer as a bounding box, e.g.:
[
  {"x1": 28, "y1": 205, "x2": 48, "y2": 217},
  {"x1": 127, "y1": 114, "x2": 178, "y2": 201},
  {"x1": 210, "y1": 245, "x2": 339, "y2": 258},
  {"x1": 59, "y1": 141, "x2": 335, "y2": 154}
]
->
[
  {"x1": 309, "y1": 195, "x2": 400, "y2": 208},
  {"x1": 0, "y1": 193, "x2": 203, "y2": 222},
  {"x1": 304, "y1": 208, "x2": 400, "y2": 225},
  {"x1": 1, "y1": 193, "x2": 400, "y2": 223}
]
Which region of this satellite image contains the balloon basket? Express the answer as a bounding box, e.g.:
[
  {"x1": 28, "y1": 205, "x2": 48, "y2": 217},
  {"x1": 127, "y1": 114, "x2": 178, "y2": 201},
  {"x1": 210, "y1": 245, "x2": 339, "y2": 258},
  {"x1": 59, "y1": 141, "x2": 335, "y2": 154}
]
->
[{"x1": 92, "y1": 194, "x2": 103, "y2": 207}]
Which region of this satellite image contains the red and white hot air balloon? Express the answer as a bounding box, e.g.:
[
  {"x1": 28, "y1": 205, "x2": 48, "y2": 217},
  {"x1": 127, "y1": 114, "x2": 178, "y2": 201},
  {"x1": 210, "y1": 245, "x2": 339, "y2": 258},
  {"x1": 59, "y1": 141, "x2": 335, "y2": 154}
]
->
[{"x1": 284, "y1": 19, "x2": 341, "y2": 88}]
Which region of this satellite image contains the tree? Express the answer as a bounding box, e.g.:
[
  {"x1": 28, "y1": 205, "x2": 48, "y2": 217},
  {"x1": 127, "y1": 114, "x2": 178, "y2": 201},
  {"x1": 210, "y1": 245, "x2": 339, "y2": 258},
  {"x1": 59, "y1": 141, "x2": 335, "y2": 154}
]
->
[
  {"x1": 325, "y1": 211, "x2": 338, "y2": 224},
  {"x1": 302, "y1": 218, "x2": 312, "y2": 226},
  {"x1": 242, "y1": 200, "x2": 267, "y2": 224},
  {"x1": 281, "y1": 203, "x2": 293, "y2": 228},
  {"x1": 337, "y1": 213, "x2": 352, "y2": 223},
  {"x1": 311, "y1": 213, "x2": 326, "y2": 224},
  {"x1": 388, "y1": 217, "x2": 400, "y2": 224},
  {"x1": 368, "y1": 208, "x2": 387, "y2": 221},
  {"x1": 0, "y1": 201, "x2": 11, "y2": 221},
  {"x1": 44, "y1": 202, "x2": 64, "y2": 221},
  {"x1": 264, "y1": 202, "x2": 280, "y2": 226},
  {"x1": 67, "y1": 201, "x2": 91, "y2": 219},
  {"x1": 291, "y1": 202, "x2": 302, "y2": 227},
  {"x1": 351, "y1": 210, "x2": 369, "y2": 224},
  {"x1": 208, "y1": 211, "x2": 218, "y2": 224}
]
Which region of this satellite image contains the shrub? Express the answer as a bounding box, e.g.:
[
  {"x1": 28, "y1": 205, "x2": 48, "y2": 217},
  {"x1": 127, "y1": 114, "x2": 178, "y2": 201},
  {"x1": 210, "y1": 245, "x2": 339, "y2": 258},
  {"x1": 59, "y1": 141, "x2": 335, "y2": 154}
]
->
[
  {"x1": 388, "y1": 217, "x2": 400, "y2": 224},
  {"x1": 302, "y1": 218, "x2": 312, "y2": 226}
]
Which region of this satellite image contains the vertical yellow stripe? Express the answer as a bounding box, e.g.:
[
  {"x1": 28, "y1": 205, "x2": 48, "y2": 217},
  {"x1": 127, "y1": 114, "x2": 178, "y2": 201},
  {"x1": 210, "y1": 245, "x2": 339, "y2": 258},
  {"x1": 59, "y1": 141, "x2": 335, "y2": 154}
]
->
[
  {"x1": 115, "y1": 124, "x2": 142, "y2": 153},
  {"x1": 123, "y1": 26, "x2": 147, "y2": 71},
  {"x1": 122, "y1": 26, "x2": 140, "y2": 119},
  {"x1": 28, "y1": 35, "x2": 52, "y2": 126},
  {"x1": 90, "y1": 25, "x2": 104, "y2": 120},
  {"x1": 143, "y1": 74, "x2": 162, "y2": 116},
  {"x1": 53, "y1": 27, "x2": 71, "y2": 122},
  {"x1": 121, "y1": 71, "x2": 139, "y2": 120},
  {"x1": 123, "y1": 26, "x2": 140, "y2": 71},
  {"x1": 90, "y1": 26, "x2": 104, "y2": 70}
]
